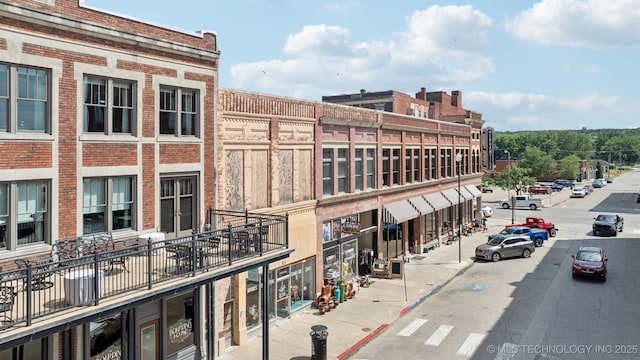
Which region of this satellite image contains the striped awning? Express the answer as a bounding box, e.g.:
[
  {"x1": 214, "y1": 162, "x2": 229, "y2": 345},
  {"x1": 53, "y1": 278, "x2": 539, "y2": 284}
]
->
[
  {"x1": 465, "y1": 184, "x2": 482, "y2": 198},
  {"x1": 423, "y1": 192, "x2": 452, "y2": 211},
  {"x1": 458, "y1": 187, "x2": 474, "y2": 201},
  {"x1": 408, "y1": 196, "x2": 434, "y2": 215},
  {"x1": 442, "y1": 188, "x2": 463, "y2": 205},
  {"x1": 383, "y1": 200, "x2": 420, "y2": 224}
]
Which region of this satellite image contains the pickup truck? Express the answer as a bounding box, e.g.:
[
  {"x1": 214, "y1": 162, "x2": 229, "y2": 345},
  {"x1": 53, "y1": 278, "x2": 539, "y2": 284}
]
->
[
  {"x1": 505, "y1": 216, "x2": 558, "y2": 237},
  {"x1": 500, "y1": 195, "x2": 544, "y2": 210},
  {"x1": 488, "y1": 226, "x2": 549, "y2": 247},
  {"x1": 528, "y1": 185, "x2": 551, "y2": 195}
]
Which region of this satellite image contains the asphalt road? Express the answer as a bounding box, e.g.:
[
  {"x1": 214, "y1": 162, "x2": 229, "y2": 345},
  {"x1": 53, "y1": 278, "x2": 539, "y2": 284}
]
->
[{"x1": 349, "y1": 170, "x2": 640, "y2": 360}]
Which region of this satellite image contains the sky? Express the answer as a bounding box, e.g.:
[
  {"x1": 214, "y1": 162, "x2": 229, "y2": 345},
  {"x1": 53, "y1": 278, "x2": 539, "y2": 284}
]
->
[{"x1": 81, "y1": 0, "x2": 640, "y2": 132}]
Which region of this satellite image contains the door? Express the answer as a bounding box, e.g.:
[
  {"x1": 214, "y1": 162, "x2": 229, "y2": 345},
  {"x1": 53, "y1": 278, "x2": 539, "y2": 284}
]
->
[
  {"x1": 160, "y1": 177, "x2": 197, "y2": 238},
  {"x1": 140, "y1": 320, "x2": 159, "y2": 360}
]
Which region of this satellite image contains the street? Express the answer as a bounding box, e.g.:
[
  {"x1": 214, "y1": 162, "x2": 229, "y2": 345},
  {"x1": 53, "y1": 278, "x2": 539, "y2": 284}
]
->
[{"x1": 349, "y1": 171, "x2": 640, "y2": 360}]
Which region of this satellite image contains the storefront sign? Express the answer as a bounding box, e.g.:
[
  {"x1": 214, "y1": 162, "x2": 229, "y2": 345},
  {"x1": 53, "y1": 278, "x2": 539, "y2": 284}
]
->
[
  {"x1": 169, "y1": 319, "x2": 193, "y2": 343},
  {"x1": 94, "y1": 346, "x2": 121, "y2": 360}
]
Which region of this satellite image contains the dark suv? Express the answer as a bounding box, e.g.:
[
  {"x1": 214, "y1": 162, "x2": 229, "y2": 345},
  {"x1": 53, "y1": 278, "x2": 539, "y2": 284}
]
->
[
  {"x1": 592, "y1": 214, "x2": 624, "y2": 236},
  {"x1": 554, "y1": 179, "x2": 575, "y2": 188}
]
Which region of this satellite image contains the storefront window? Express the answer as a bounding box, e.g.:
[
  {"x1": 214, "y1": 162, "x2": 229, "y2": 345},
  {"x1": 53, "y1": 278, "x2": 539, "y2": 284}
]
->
[
  {"x1": 246, "y1": 268, "x2": 262, "y2": 329},
  {"x1": 323, "y1": 245, "x2": 340, "y2": 281},
  {"x1": 166, "y1": 292, "x2": 195, "y2": 356},
  {"x1": 90, "y1": 315, "x2": 124, "y2": 360},
  {"x1": 341, "y1": 241, "x2": 357, "y2": 279}
]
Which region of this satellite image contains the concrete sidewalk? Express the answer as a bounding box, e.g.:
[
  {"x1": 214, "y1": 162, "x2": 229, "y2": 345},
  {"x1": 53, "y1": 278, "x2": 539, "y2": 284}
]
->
[{"x1": 222, "y1": 216, "x2": 511, "y2": 360}]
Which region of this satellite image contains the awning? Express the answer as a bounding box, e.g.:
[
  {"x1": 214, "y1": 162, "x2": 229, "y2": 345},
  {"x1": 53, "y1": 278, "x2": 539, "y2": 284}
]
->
[
  {"x1": 408, "y1": 196, "x2": 434, "y2": 215},
  {"x1": 442, "y1": 188, "x2": 463, "y2": 205},
  {"x1": 383, "y1": 200, "x2": 420, "y2": 224},
  {"x1": 458, "y1": 187, "x2": 474, "y2": 201},
  {"x1": 423, "y1": 192, "x2": 452, "y2": 211},
  {"x1": 465, "y1": 184, "x2": 482, "y2": 198}
]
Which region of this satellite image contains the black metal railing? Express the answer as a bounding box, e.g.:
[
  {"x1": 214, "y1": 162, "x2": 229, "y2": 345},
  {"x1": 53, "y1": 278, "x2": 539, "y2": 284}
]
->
[{"x1": 0, "y1": 210, "x2": 288, "y2": 333}]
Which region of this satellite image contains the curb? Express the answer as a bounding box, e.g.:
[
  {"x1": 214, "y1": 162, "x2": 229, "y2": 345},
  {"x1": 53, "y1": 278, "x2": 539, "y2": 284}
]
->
[{"x1": 337, "y1": 323, "x2": 389, "y2": 360}]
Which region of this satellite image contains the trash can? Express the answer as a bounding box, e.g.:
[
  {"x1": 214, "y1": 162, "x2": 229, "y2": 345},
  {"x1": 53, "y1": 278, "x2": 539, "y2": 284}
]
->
[{"x1": 310, "y1": 325, "x2": 328, "y2": 360}]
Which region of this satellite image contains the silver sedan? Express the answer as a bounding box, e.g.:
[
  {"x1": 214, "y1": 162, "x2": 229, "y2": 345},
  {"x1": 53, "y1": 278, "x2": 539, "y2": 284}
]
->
[{"x1": 475, "y1": 235, "x2": 535, "y2": 262}]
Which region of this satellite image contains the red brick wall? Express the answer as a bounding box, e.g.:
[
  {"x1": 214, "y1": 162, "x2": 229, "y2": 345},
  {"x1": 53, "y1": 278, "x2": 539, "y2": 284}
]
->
[
  {"x1": 82, "y1": 143, "x2": 138, "y2": 167},
  {"x1": 159, "y1": 144, "x2": 201, "y2": 164},
  {"x1": 0, "y1": 143, "x2": 52, "y2": 169}
]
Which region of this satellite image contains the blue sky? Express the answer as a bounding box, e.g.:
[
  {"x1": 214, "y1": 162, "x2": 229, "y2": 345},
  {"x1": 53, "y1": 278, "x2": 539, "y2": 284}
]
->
[{"x1": 82, "y1": 0, "x2": 640, "y2": 132}]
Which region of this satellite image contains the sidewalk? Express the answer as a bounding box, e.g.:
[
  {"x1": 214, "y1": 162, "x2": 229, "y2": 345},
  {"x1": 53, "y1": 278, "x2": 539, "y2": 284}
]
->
[{"x1": 222, "y1": 216, "x2": 511, "y2": 360}]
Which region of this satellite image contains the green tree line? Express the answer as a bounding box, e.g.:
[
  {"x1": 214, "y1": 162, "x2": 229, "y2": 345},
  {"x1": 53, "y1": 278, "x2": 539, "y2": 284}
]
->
[{"x1": 484, "y1": 128, "x2": 640, "y2": 192}]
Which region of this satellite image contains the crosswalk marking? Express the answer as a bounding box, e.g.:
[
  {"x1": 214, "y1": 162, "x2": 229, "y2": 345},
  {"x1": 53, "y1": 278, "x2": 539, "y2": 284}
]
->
[
  {"x1": 456, "y1": 333, "x2": 485, "y2": 357},
  {"x1": 425, "y1": 324, "x2": 454, "y2": 346},
  {"x1": 396, "y1": 318, "x2": 427, "y2": 337}
]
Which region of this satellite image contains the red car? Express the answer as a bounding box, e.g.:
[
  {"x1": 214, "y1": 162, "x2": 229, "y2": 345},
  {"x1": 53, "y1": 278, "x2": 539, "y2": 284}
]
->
[
  {"x1": 571, "y1": 246, "x2": 607, "y2": 281},
  {"x1": 528, "y1": 185, "x2": 551, "y2": 194}
]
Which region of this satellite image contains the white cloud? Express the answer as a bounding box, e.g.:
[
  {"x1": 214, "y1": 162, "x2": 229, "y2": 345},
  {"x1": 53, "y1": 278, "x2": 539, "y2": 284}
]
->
[
  {"x1": 505, "y1": 0, "x2": 640, "y2": 48},
  {"x1": 229, "y1": 4, "x2": 494, "y2": 98}
]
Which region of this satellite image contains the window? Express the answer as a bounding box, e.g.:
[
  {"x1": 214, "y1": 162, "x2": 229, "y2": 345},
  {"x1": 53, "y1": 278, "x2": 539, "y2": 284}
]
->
[
  {"x1": 413, "y1": 148, "x2": 420, "y2": 182},
  {"x1": 83, "y1": 177, "x2": 134, "y2": 234},
  {"x1": 392, "y1": 149, "x2": 400, "y2": 185},
  {"x1": 0, "y1": 64, "x2": 49, "y2": 133},
  {"x1": 337, "y1": 149, "x2": 348, "y2": 193},
  {"x1": 0, "y1": 181, "x2": 49, "y2": 249},
  {"x1": 366, "y1": 149, "x2": 375, "y2": 189},
  {"x1": 160, "y1": 87, "x2": 199, "y2": 136},
  {"x1": 84, "y1": 76, "x2": 135, "y2": 134},
  {"x1": 355, "y1": 149, "x2": 363, "y2": 191},
  {"x1": 406, "y1": 148, "x2": 419, "y2": 184},
  {"x1": 322, "y1": 149, "x2": 333, "y2": 195},
  {"x1": 382, "y1": 148, "x2": 390, "y2": 187},
  {"x1": 405, "y1": 149, "x2": 412, "y2": 184}
]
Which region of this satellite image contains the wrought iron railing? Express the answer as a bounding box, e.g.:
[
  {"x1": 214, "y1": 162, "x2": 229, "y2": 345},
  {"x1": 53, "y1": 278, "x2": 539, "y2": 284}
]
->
[{"x1": 0, "y1": 210, "x2": 288, "y2": 333}]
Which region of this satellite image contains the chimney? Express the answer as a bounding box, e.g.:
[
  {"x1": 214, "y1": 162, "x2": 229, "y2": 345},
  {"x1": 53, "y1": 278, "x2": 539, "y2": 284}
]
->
[
  {"x1": 452, "y1": 90, "x2": 461, "y2": 107},
  {"x1": 418, "y1": 87, "x2": 427, "y2": 100}
]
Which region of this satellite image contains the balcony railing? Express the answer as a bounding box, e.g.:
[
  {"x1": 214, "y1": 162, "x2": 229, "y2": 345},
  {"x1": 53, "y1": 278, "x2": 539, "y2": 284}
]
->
[{"x1": 0, "y1": 210, "x2": 288, "y2": 333}]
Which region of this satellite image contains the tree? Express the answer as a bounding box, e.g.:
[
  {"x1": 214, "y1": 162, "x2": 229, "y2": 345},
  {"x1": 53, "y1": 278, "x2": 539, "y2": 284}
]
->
[
  {"x1": 518, "y1": 146, "x2": 556, "y2": 179},
  {"x1": 557, "y1": 155, "x2": 580, "y2": 180},
  {"x1": 488, "y1": 164, "x2": 536, "y2": 194}
]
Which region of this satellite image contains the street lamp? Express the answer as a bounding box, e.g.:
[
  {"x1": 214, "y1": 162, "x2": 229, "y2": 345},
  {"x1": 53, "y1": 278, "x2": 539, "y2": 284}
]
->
[
  {"x1": 456, "y1": 152, "x2": 463, "y2": 264},
  {"x1": 504, "y1": 150, "x2": 514, "y2": 224}
]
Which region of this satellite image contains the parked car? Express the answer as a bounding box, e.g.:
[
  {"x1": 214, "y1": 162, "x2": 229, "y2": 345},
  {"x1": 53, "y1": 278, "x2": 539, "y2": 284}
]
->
[
  {"x1": 505, "y1": 216, "x2": 558, "y2": 237},
  {"x1": 481, "y1": 204, "x2": 493, "y2": 218},
  {"x1": 592, "y1": 179, "x2": 605, "y2": 188},
  {"x1": 547, "y1": 183, "x2": 565, "y2": 192},
  {"x1": 571, "y1": 246, "x2": 607, "y2": 281},
  {"x1": 592, "y1": 214, "x2": 624, "y2": 236},
  {"x1": 570, "y1": 187, "x2": 587, "y2": 198},
  {"x1": 554, "y1": 179, "x2": 575, "y2": 188},
  {"x1": 500, "y1": 195, "x2": 543, "y2": 210},
  {"x1": 528, "y1": 185, "x2": 551, "y2": 195},
  {"x1": 480, "y1": 184, "x2": 494, "y2": 193},
  {"x1": 488, "y1": 225, "x2": 549, "y2": 247},
  {"x1": 475, "y1": 235, "x2": 535, "y2": 262},
  {"x1": 596, "y1": 178, "x2": 607, "y2": 186},
  {"x1": 605, "y1": 177, "x2": 613, "y2": 183},
  {"x1": 583, "y1": 183, "x2": 594, "y2": 193}
]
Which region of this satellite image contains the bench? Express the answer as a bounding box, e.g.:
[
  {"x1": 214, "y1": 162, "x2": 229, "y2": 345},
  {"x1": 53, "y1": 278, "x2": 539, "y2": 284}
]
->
[
  {"x1": 422, "y1": 239, "x2": 440, "y2": 253},
  {"x1": 371, "y1": 259, "x2": 390, "y2": 279}
]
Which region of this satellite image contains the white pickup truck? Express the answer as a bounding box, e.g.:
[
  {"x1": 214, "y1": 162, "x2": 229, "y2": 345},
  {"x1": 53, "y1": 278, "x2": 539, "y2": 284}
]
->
[{"x1": 500, "y1": 195, "x2": 544, "y2": 210}]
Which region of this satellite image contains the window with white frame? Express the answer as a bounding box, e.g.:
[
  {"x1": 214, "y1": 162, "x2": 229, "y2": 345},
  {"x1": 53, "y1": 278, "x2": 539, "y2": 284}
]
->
[
  {"x1": 0, "y1": 64, "x2": 49, "y2": 133},
  {"x1": 406, "y1": 148, "x2": 420, "y2": 184},
  {"x1": 405, "y1": 149, "x2": 412, "y2": 184},
  {"x1": 83, "y1": 76, "x2": 135, "y2": 134},
  {"x1": 322, "y1": 149, "x2": 333, "y2": 195},
  {"x1": 83, "y1": 177, "x2": 134, "y2": 234},
  {"x1": 337, "y1": 148, "x2": 348, "y2": 193},
  {"x1": 366, "y1": 148, "x2": 375, "y2": 189},
  {"x1": 413, "y1": 148, "x2": 420, "y2": 182},
  {"x1": 392, "y1": 148, "x2": 400, "y2": 185},
  {"x1": 0, "y1": 181, "x2": 49, "y2": 249},
  {"x1": 355, "y1": 148, "x2": 364, "y2": 191},
  {"x1": 159, "y1": 86, "x2": 199, "y2": 136},
  {"x1": 382, "y1": 148, "x2": 390, "y2": 186}
]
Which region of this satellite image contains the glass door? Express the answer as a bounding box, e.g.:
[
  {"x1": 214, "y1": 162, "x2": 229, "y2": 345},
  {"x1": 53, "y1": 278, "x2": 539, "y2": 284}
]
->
[{"x1": 160, "y1": 177, "x2": 196, "y2": 238}]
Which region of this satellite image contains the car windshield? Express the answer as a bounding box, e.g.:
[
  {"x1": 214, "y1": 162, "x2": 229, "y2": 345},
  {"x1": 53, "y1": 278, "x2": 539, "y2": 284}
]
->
[
  {"x1": 576, "y1": 251, "x2": 603, "y2": 262},
  {"x1": 488, "y1": 237, "x2": 504, "y2": 245},
  {"x1": 498, "y1": 228, "x2": 511, "y2": 235},
  {"x1": 596, "y1": 215, "x2": 615, "y2": 222}
]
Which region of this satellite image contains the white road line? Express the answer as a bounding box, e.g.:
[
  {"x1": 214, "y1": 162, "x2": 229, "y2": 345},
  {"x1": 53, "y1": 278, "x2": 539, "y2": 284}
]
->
[
  {"x1": 396, "y1": 318, "x2": 427, "y2": 337},
  {"x1": 425, "y1": 324, "x2": 454, "y2": 346},
  {"x1": 456, "y1": 333, "x2": 485, "y2": 357}
]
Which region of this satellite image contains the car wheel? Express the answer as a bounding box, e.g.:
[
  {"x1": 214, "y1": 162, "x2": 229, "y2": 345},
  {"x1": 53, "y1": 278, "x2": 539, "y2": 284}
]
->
[
  {"x1": 548, "y1": 228, "x2": 557, "y2": 237},
  {"x1": 491, "y1": 252, "x2": 501, "y2": 262},
  {"x1": 529, "y1": 204, "x2": 537, "y2": 210},
  {"x1": 522, "y1": 248, "x2": 531, "y2": 258},
  {"x1": 613, "y1": 230, "x2": 618, "y2": 237},
  {"x1": 602, "y1": 276, "x2": 606, "y2": 282},
  {"x1": 572, "y1": 273, "x2": 576, "y2": 279},
  {"x1": 593, "y1": 230, "x2": 598, "y2": 236},
  {"x1": 535, "y1": 238, "x2": 543, "y2": 247},
  {"x1": 502, "y1": 203, "x2": 510, "y2": 209}
]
